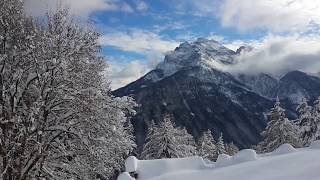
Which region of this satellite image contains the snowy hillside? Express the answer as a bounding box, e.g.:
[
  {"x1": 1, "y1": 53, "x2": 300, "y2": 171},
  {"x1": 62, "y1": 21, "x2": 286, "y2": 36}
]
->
[{"x1": 118, "y1": 142, "x2": 320, "y2": 180}]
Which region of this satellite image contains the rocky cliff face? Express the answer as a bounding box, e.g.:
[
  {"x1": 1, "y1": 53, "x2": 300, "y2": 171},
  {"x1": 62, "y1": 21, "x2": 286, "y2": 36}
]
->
[
  {"x1": 113, "y1": 38, "x2": 320, "y2": 149},
  {"x1": 238, "y1": 71, "x2": 320, "y2": 118}
]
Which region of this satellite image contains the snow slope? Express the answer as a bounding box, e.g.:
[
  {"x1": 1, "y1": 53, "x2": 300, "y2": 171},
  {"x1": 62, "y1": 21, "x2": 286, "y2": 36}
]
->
[{"x1": 118, "y1": 142, "x2": 320, "y2": 180}]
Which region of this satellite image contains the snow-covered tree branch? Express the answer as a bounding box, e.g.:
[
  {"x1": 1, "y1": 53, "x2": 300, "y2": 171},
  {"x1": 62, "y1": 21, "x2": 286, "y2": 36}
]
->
[{"x1": 0, "y1": 1, "x2": 136, "y2": 179}]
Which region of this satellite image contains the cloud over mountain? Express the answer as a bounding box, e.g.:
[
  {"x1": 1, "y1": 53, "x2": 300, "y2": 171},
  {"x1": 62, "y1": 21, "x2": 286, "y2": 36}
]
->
[
  {"x1": 224, "y1": 35, "x2": 320, "y2": 76},
  {"x1": 99, "y1": 29, "x2": 179, "y2": 55}
]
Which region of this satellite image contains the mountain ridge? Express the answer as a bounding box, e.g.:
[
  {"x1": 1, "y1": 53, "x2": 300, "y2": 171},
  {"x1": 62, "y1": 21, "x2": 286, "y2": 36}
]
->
[{"x1": 113, "y1": 38, "x2": 320, "y2": 150}]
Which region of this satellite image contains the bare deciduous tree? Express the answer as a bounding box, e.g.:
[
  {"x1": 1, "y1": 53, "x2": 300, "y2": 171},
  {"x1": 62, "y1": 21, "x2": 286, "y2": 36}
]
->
[{"x1": 0, "y1": 1, "x2": 136, "y2": 179}]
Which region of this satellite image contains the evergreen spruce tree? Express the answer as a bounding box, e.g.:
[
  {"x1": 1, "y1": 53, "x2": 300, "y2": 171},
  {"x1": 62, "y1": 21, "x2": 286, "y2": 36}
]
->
[
  {"x1": 258, "y1": 98, "x2": 302, "y2": 153},
  {"x1": 141, "y1": 121, "x2": 157, "y2": 159},
  {"x1": 225, "y1": 142, "x2": 239, "y2": 156},
  {"x1": 214, "y1": 133, "x2": 226, "y2": 160},
  {"x1": 313, "y1": 97, "x2": 320, "y2": 139},
  {"x1": 196, "y1": 130, "x2": 217, "y2": 161},
  {"x1": 141, "y1": 114, "x2": 196, "y2": 159},
  {"x1": 297, "y1": 98, "x2": 317, "y2": 146},
  {"x1": 175, "y1": 127, "x2": 197, "y2": 157}
]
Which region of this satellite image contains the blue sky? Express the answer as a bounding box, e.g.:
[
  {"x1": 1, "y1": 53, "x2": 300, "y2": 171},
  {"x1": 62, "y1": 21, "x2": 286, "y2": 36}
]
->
[
  {"x1": 24, "y1": 0, "x2": 320, "y2": 89},
  {"x1": 93, "y1": 0, "x2": 267, "y2": 61}
]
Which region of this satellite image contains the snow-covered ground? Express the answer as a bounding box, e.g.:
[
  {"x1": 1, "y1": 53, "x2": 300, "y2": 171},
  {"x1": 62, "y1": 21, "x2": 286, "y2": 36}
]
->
[{"x1": 118, "y1": 142, "x2": 320, "y2": 180}]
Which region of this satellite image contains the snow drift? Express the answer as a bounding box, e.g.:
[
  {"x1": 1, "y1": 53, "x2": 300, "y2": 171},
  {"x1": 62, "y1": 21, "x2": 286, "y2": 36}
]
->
[
  {"x1": 122, "y1": 156, "x2": 208, "y2": 180},
  {"x1": 118, "y1": 141, "x2": 320, "y2": 180}
]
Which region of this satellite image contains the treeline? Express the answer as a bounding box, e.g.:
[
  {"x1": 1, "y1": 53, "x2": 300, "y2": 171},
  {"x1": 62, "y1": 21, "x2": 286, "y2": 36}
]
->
[
  {"x1": 140, "y1": 96, "x2": 320, "y2": 162},
  {"x1": 0, "y1": 1, "x2": 136, "y2": 179},
  {"x1": 140, "y1": 114, "x2": 239, "y2": 162},
  {"x1": 255, "y1": 97, "x2": 320, "y2": 153}
]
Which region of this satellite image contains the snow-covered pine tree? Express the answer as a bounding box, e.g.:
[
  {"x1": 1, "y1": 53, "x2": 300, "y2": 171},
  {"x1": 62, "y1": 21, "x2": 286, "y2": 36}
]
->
[
  {"x1": 225, "y1": 142, "x2": 239, "y2": 156},
  {"x1": 0, "y1": 3, "x2": 136, "y2": 179},
  {"x1": 175, "y1": 127, "x2": 197, "y2": 157},
  {"x1": 196, "y1": 130, "x2": 217, "y2": 161},
  {"x1": 141, "y1": 121, "x2": 157, "y2": 159},
  {"x1": 258, "y1": 98, "x2": 302, "y2": 153},
  {"x1": 141, "y1": 114, "x2": 196, "y2": 159},
  {"x1": 214, "y1": 133, "x2": 226, "y2": 160},
  {"x1": 296, "y1": 98, "x2": 317, "y2": 146},
  {"x1": 313, "y1": 97, "x2": 320, "y2": 139}
]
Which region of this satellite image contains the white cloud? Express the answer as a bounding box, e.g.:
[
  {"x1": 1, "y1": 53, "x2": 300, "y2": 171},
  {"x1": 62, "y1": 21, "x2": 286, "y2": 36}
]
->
[
  {"x1": 107, "y1": 60, "x2": 153, "y2": 90},
  {"x1": 222, "y1": 39, "x2": 259, "y2": 51},
  {"x1": 170, "y1": 0, "x2": 320, "y2": 33},
  {"x1": 224, "y1": 34, "x2": 320, "y2": 76},
  {"x1": 99, "y1": 29, "x2": 179, "y2": 55},
  {"x1": 207, "y1": 34, "x2": 225, "y2": 43},
  {"x1": 135, "y1": 0, "x2": 148, "y2": 11},
  {"x1": 100, "y1": 29, "x2": 179, "y2": 90},
  {"x1": 23, "y1": 0, "x2": 134, "y2": 17},
  {"x1": 222, "y1": 40, "x2": 246, "y2": 51},
  {"x1": 219, "y1": 0, "x2": 320, "y2": 32}
]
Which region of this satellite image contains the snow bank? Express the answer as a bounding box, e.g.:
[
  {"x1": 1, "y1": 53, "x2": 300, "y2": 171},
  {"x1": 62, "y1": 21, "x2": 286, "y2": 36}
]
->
[
  {"x1": 125, "y1": 156, "x2": 138, "y2": 172},
  {"x1": 216, "y1": 154, "x2": 231, "y2": 167},
  {"x1": 148, "y1": 148, "x2": 320, "y2": 180},
  {"x1": 272, "y1": 144, "x2": 296, "y2": 155},
  {"x1": 232, "y1": 149, "x2": 257, "y2": 163},
  {"x1": 310, "y1": 140, "x2": 320, "y2": 149},
  {"x1": 215, "y1": 149, "x2": 258, "y2": 168},
  {"x1": 136, "y1": 156, "x2": 207, "y2": 180},
  {"x1": 119, "y1": 145, "x2": 320, "y2": 180},
  {"x1": 117, "y1": 172, "x2": 135, "y2": 180}
]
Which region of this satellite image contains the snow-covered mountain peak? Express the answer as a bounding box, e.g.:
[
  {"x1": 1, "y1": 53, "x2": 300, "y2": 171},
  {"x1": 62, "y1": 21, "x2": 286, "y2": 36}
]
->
[
  {"x1": 235, "y1": 45, "x2": 253, "y2": 54},
  {"x1": 193, "y1": 37, "x2": 221, "y2": 48},
  {"x1": 156, "y1": 38, "x2": 236, "y2": 77}
]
